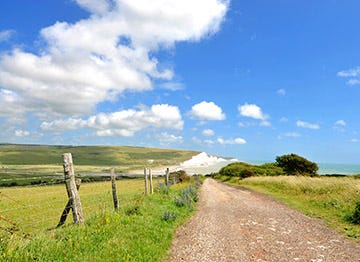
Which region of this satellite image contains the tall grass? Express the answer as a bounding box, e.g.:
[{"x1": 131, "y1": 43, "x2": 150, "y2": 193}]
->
[
  {"x1": 0, "y1": 179, "x2": 201, "y2": 261},
  {"x1": 217, "y1": 176, "x2": 360, "y2": 241}
]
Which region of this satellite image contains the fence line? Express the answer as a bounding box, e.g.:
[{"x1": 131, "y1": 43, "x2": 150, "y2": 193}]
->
[{"x1": 0, "y1": 154, "x2": 183, "y2": 235}]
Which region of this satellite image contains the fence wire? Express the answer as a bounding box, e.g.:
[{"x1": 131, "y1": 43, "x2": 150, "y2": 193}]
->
[{"x1": 0, "y1": 173, "x2": 171, "y2": 234}]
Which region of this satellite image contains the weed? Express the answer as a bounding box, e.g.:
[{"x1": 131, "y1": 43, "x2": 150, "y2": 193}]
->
[
  {"x1": 174, "y1": 184, "x2": 199, "y2": 210},
  {"x1": 162, "y1": 211, "x2": 177, "y2": 222}
]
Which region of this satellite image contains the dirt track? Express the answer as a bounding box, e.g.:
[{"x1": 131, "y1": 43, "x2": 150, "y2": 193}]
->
[{"x1": 168, "y1": 178, "x2": 360, "y2": 261}]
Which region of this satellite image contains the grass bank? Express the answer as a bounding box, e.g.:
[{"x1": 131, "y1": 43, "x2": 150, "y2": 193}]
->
[
  {"x1": 1, "y1": 179, "x2": 201, "y2": 261},
  {"x1": 215, "y1": 175, "x2": 360, "y2": 242}
]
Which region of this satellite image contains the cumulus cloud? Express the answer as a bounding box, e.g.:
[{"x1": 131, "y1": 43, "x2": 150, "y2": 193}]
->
[
  {"x1": 15, "y1": 130, "x2": 30, "y2": 137},
  {"x1": 40, "y1": 104, "x2": 183, "y2": 137},
  {"x1": 190, "y1": 101, "x2": 226, "y2": 121},
  {"x1": 335, "y1": 120, "x2": 346, "y2": 126},
  {"x1": 157, "y1": 132, "x2": 183, "y2": 144},
  {"x1": 0, "y1": 0, "x2": 229, "y2": 118},
  {"x1": 217, "y1": 137, "x2": 246, "y2": 145},
  {"x1": 337, "y1": 67, "x2": 360, "y2": 86},
  {"x1": 238, "y1": 103, "x2": 270, "y2": 126},
  {"x1": 296, "y1": 120, "x2": 320, "y2": 130},
  {"x1": 238, "y1": 103, "x2": 268, "y2": 120},
  {"x1": 202, "y1": 129, "x2": 215, "y2": 136}
]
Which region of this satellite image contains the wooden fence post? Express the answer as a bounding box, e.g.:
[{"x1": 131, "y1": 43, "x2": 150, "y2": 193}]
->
[
  {"x1": 173, "y1": 174, "x2": 176, "y2": 185},
  {"x1": 144, "y1": 167, "x2": 148, "y2": 195},
  {"x1": 149, "y1": 168, "x2": 153, "y2": 195},
  {"x1": 62, "y1": 153, "x2": 84, "y2": 225},
  {"x1": 165, "y1": 168, "x2": 169, "y2": 186},
  {"x1": 111, "y1": 168, "x2": 119, "y2": 211},
  {"x1": 57, "y1": 178, "x2": 81, "y2": 227}
]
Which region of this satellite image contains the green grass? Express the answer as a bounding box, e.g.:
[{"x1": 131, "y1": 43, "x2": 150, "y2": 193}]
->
[
  {"x1": 215, "y1": 175, "x2": 360, "y2": 242},
  {"x1": 1, "y1": 179, "x2": 201, "y2": 261},
  {"x1": 0, "y1": 144, "x2": 198, "y2": 166},
  {"x1": 0, "y1": 144, "x2": 199, "y2": 186}
]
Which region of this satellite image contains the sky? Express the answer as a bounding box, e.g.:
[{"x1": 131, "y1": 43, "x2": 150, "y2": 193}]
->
[{"x1": 1, "y1": 0, "x2": 360, "y2": 164}]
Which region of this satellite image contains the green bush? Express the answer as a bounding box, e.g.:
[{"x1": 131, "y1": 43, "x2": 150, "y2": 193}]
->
[
  {"x1": 351, "y1": 201, "x2": 360, "y2": 224},
  {"x1": 276, "y1": 154, "x2": 318, "y2": 176},
  {"x1": 219, "y1": 162, "x2": 254, "y2": 178}
]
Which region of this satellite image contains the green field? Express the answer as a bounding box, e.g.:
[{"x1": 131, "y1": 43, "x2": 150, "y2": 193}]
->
[
  {"x1": 0, "y1": 144, "x2": 199, "y2": 186},
  {"x1": 1, "y1": 178, "x2": 201, "y2": 261},
  {"x1": 215, "y1": 175, "x2": 360, "y2": 242}
]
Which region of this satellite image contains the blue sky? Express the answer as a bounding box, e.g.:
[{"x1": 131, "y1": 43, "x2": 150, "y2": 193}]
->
[{"x1": 1, "y1": 0, "x2": 360, "y2": 164}]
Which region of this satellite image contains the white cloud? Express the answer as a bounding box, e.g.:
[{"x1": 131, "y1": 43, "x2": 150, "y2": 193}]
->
[
  {"x1": 296, "y1": 120, "x2": 320, "y2": 130},
  {"x1": 14, "y1": 130, "x2": 30, "y2": 137},
  {"x1": 0, "y1": 30, "x2": 15, "y2": 42},
  {"x1": 190, "y1": 101, "x2": 226, "y2": 121},
  {"x1": 337, "y1": 67, "x2": 360, "y2": 86},
  {"x1": 0, "y1": 0, "x2": 229, "y2": 118},
  {"x1": 217, "y1": 137, "x2": 246, "y2": 145},
  {"x1": 335, "y1": 120, "x2": 346, "y2": 126},
  {"x1": 202, "y1": 129, "x2": 215, "y2": 136},
  {"x1": 238, "y1": 103, "x2": 268, "y2": 120},
  {"x1": 337, "y1": 67, "x2": 360, "y2": 77},
  {"x1": 41, "y1": 104, "x2": 183, "y2": 137},
  {"x1": 350, "y1": 138, "x2": 359, "y2": 143},
  {"x1": 277, "y1": 89, "x2": 286, "y2": 96},
  {"x1": 284, "y1": 132, "x2": 301, "y2": 138},
  {"x1": 280, "y1": 117, "x2": 289, "y2": 122},
  {"x1": 346, "y1": 79, "x2": 360, "y2": 86},
  {"x1": 160, "y1": 82, "x2": 184, "y2": 91},
  {"x1": 157, "y1": 132, "x2": 183, "y2": 144}
]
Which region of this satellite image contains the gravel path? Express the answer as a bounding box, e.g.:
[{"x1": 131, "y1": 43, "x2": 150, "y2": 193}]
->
[{"x1": 168, "y1": 178, "x2": 360, "y2": 261}]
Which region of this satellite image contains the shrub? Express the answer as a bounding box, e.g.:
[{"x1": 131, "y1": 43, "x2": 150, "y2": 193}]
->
[
  {"x1": 351, "y1": 201, "x2": 360, "y2": 224},
  {"x1": 174, "y1": 184, "x2": 199, "y2": 210},
  {"x1": 275, "y1": 154, "x2": 318, "y2": 176},
  {"x1": 168, "y1": 170, "x2": 190, "y2": 184},
  {"x1": 162, "y1": 211, "x2": 177, "y2": 222},
  {"x1": 156, "y1": 183, "x2": 170, "y2": 195},
  {"x1": 219, "y1": 162, "x2": 254, "y2": 178}
]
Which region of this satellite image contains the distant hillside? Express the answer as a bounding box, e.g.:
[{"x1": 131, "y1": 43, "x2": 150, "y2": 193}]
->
[{"x1": 0, "y1": 144, "x2": 199, "y2": 167}]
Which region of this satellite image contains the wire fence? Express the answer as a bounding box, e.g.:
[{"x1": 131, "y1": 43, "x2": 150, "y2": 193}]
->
[{"x1": 0, "y1": 154, "x2": 175, "y2": 235}]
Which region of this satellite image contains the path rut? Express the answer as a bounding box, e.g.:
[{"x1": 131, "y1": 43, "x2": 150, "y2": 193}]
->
[{"x1": 168, "y1": 178, "x2": 360, "y2": 261}]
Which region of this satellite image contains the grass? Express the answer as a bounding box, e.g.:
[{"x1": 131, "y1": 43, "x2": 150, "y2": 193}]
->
[
  {"x1": 215, "y1": 175, "x2": 360, "y2": 242},
  {"x1": 1, "y1": 178, "x2": 201, "y2": 261},
  {"x1": 0, "y1": 144, "x2": 198, "y2": 166},
  {"x1": 0, "y1": 144, "x2": 199, "y2": 186}
]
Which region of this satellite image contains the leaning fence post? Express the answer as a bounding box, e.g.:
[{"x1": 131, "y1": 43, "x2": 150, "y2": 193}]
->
[
  {"x1": 62, "y1": 153, "x2": 84, "y2": 225},
  {"x1": 57, "y1": 178, "x2": 81, "y2": 227},
  {"x1": 111, "y1": 167, "x2": 119, "y2": 211},
  {"x1": 144, "y1": 167, "x2": 148, "y2": 195},
  {"x1": 149, "y1": 168, "x2": 153, "y2": 195},
  {"x1": 165, "y1": 168, "x2": 169, "y2": 186}
]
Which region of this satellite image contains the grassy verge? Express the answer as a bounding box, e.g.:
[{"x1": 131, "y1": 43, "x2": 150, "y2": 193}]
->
[
  {"x1": 1, "y1": 179, "x2": 202, "y2": 261},
  {"x1": 215, "y1": 175, "x2": 360, "y2": 242}
]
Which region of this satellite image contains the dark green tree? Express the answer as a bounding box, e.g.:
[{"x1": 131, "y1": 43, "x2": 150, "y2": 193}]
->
[{"x1": 275, "y1": 154, "x2": 318, "y2": 176}]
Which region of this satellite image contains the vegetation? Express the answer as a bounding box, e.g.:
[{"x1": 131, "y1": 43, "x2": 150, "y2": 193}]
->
[
  {"x1": 0, "y1": 177, "x2": 202, "y2": 261},
  {"x1": 275, "y1": 153, "x2": 318, "y2": 176},
  {"x1": 215, "y1": 175, "x2": 360, "y2": 242},
  {"x1": 216, "y1": 153, "x2": 318, "y2": 179},
  {"x1": 217, "y1": 162, "x2": 284, "y2": 179},
  {"x1": 0, "y1": 144, "x2": 199, "y2": 187}
]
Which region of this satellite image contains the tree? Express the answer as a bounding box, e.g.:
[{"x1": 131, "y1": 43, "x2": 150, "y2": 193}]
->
[{"x1": 275, "y1": 154, "x2": 318, "y2": 176}]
